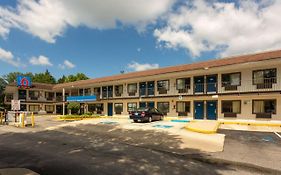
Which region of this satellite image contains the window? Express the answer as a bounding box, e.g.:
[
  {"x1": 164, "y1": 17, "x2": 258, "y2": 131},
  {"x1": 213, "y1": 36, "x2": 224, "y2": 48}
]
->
[
  {"x1": 115, "y1": 85, "x2": 123, "y2": 97},
  {"x1": 108, "y1": 86, "x2": 113, "y2": 98},
  {"x1": 29, "y1": 105, "x2": 40, "y2": 112},
  {"x1": 45, "y1": 105, "x2": 54, "y2": 113},
  {"x1": 128, "y1": 83, "x2": 137, "y2": 96},
  {"x1": 94, "y1": 87, "x2": 101, "y2": 99},
  {"x1": 29, "y1": 91, "x2": 39, "y2": 100},
  {"x1": 253, "y1": 69, "x2": 277, "y2": 88},
  {"x1": 79, "y1": 89, "x2": 84, "y2": 96},
  {"x1": 84, "y1": 88, "x2": 91, "y2": 96},
  {"x1": 19, "y1": 90, "x2": 27, "y2": 100},
  {"x1": 253, "y1": 100, "x2": 276, "y2": 114},
  {"x1": 222, "y1": 73, "x2": 241, "y2": 90},
  {"x1": 157, "y1": 80, "x2": 169, "y2": 94},
  {"x1": 176, "y1": 102, "x2": 190, "y2": 113},
  {"x1": 114, "y1": 103, "x2": 123, "y2": 114},
  {"x1": 222, "y1": 100, "x2": 241, "y2": 113},
  {"x1": 102, "y1": 86, "x2": 108, "y2": 99},
  {"x1": 88, "y1": 103, "x2": 104, "y2": 114},
  {"x1": 176, "y1": 78, "x2": 190, "y2": 93},
  {"x1": 127, "y1": 102, "x2": 137, "y2": 111},
  {"x1": 157, "y1": 102, "x2": 169, "y2": 115},
  {"x1": 45, "y1": 92, "x2": 54, "y2": 101}
]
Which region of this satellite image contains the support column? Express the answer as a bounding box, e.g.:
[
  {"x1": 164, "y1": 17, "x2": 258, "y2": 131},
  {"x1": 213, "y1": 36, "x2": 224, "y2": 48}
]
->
[{"x1": 63, "y1": 88, "x2": 65, "y2": 116}]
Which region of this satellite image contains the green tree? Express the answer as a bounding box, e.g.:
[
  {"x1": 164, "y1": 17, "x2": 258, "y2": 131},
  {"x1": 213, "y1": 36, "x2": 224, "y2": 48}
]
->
[
  {"x1": 33, "y1": 70, "x2": 56, "y2": 84},
  {"x1": 3, "y1": 72, "x2": 34, "y2": 84},
  {"x1": 0, "y1": 77, "x2": 8, "y2": 107},
  {"x1": 75, "y1": 73, "x2": 89, "y2": 81},
  {"x1": 57, "y1": 75, "x2": 67, "y2": 84},
  {"x1": 67, "y1": 102, "x2": 80, "y2": 114}
]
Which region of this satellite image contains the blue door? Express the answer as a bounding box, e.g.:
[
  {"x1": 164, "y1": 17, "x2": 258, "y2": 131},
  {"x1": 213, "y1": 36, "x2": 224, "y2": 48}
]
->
[
  {"x1": 206, "y1": 101, "x2": 217, "y2": 120},
  {"x1": 194, "y1": 101, "x2": 204, "y2": 119},
  {"x1": 147, "y1": 81, "x2": 155, "y2": 96},
  {"x1": 194, "y1": 76, "x2": 204, "y2": 93},
  {"x1": 148, "y1": 102, "x2": 155, "y2": 108},
  {"x1": 207, "y1": 75, "x2": 217, "y2": 93},
  {"x1": 139, "y1": 102, "x2": 146, "y2": 108},
  {"x1": 139, "y1": 82, "x2": 146, "y2": 96},
  {"x1": 107, "y1": 103, "x2": 113, "y2": 116}
]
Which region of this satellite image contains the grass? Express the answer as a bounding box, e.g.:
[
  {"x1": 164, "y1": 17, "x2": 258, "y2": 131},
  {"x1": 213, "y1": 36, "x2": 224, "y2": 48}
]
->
[{"x1": 59, "y1": 114, "x2": 102, "y2": 120}]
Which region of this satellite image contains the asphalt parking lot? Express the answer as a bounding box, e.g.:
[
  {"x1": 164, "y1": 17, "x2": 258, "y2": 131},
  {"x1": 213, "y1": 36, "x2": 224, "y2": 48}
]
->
[{"x1": 0, "y1": 116, "x2": 280, "y2": 175}]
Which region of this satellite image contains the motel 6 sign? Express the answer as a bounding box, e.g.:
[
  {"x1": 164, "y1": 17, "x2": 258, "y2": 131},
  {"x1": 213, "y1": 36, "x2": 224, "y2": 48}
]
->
[{"x1": 17, "y1": 75, "x2": 32, "y2": 88}]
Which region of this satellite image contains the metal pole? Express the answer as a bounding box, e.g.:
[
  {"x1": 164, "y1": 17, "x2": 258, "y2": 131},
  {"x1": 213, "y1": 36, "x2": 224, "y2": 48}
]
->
[{"x1": 63, "y1": 88, "x2": 65, "y2": 116}]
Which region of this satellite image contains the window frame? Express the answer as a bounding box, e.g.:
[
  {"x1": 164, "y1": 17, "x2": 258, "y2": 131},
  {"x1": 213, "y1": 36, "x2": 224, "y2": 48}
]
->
[
  {"x1": 114, "y1": 103, "x2": 123, "y2": 114},
  {"x1": 157, "y1": 102, "x2": 170, "y2": 115},
  {"x1": 252, "y1": 68, "x2": 277, "y2": 85},
  {"x1": 176, "y1": 101, "x2": 190, "y2": 113},
  {"x1": 252, "y1": 99, "x2": 276, "y2": 114},
  {"x1": 127, "y1": 83, "x2": 137, "y2": 96},
  {"x1": 221, "y1": 72, "x2": 241, "y2": 87},
  {"x1": 127, "y1": 102, "x2": 137, "y2": 112},
  {"x1": 114, "y1": 85, "x2": 123, "y2": 97},
  {"x1": 176, "y1": 78, "x2": 191, "y2": 90},
  {"x1": 221, "y1": 100, "x2": 241, "y2": 114}
]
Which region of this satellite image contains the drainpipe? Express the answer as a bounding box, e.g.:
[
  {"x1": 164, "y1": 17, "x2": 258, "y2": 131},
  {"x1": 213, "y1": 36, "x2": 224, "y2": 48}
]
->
[{"x1": 63, "y1": 88, "x2": 65, "y2": 116}]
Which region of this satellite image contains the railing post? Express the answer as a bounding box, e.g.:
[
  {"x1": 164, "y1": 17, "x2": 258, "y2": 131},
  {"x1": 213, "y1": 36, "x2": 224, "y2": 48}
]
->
[
  {"x1": 31, "y1": 112, "x2": 35, "y2": 127},
  {"x1": 21, "y1": 113, "x2": 25, "y2": 128}
]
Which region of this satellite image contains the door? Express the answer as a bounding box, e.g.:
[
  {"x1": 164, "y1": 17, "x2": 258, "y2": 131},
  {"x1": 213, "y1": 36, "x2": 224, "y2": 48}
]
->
[
  {"x1": 139, "y1": 82, "x2": 146, "y2": 96},
  {"x1": 206, "y1": 75, "x2": 217, "y2": 93},
  {"x1": 56, "y1": 105, "x2": 63, "y2": 115},
  {"x1": 194, "y1": 101, "x2": 204, "y2": 119},
  {"x1": 147, "y1": 81, "x2": 155, "y2": 96},
  {"x1": 206, "y1": 101, "x2": 217, "y2": 120},
  {"x1": 194, "y1": 76, "x2": 204, "y2": 93},
  {"x1": 107, "y1": 103, "x2": 113, "y2": 116},
  {"x1": 147, "y1": 102, "x2": 155, "y2": 108}
]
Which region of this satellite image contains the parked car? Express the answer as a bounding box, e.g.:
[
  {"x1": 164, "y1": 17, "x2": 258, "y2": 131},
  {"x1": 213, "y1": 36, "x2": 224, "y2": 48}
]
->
[{"x1": 129, "y1": 107, "x2": 164, "y2": 123}]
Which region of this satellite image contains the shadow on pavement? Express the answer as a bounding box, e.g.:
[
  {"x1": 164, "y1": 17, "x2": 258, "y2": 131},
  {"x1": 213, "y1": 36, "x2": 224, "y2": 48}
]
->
[{"x1": 0, "y1": 124, "x2": 275, "y2": 175}]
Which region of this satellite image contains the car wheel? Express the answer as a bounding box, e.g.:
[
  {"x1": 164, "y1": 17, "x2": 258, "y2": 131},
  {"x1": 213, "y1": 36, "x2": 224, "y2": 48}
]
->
[
  {"x1": 148, "y1": 117, "x2": 152, "y2": 123},
  {"x1": 133, "y1": 120, "x2": 138, "y2": 123}
]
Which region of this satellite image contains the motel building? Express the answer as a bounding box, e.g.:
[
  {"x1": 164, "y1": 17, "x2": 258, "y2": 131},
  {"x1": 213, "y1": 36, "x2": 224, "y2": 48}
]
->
[{"x1": 4, "y1": 50, "x2": 281, "y2": 121}]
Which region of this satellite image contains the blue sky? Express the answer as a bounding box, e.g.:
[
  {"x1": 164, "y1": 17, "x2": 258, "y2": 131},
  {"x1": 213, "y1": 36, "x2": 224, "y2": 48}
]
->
[{"x1": 0, "y1": 0, "x2": 281, "y2": 79}]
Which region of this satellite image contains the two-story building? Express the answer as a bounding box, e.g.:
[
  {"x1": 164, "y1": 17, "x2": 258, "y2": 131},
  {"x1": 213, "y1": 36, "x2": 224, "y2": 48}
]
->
[{"x1": 4, "y1": 50, "x2": 281, "y2": 120}]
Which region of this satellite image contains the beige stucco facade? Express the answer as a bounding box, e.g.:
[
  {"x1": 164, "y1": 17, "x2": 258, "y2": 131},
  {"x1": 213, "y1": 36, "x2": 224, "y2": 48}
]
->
[{"x1": 4, "y1": 55, "x2": 281, "y2": 120}]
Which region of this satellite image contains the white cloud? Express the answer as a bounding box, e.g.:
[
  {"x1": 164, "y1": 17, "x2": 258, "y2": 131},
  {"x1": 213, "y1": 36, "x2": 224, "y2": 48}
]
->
[
  {"x1": 0, "y1": 0, "x2": 175, "y2": 43},
  {"x1": 127, "y1": 61, "x2": 159, "y2": 71},
  {"x1": 0, "y1": 47, "x2": 21, "y2": 67},
  {"x1": 154, "y1": 0, "x2": 281, "y2": 57},
  {"x1": 59, "y1": 60, "x2": 75, "y2": 69},
  {"x1": 29, "y1": 55, "x2": 53, "y2": 66}
]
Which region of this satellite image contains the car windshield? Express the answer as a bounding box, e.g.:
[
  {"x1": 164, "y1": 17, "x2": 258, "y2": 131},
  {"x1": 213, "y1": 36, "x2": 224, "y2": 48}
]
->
[{"x1": 136, "y1": 107, "x2": 149, "y2": 112}]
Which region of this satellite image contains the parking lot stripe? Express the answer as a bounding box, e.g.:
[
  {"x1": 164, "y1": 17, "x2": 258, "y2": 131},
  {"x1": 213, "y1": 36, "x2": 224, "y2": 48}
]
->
[{"x1": 274, "y1": 132, "x2": 281, "y2": 139}]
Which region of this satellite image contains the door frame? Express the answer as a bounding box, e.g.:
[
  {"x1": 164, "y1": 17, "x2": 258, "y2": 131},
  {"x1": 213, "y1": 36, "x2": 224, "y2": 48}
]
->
[
  {"x1": 194, "y1": 101, "x2": 205, "y2": 119},
  {"x1": 206, "y1": 100, "x2": 218, "y2": 120},
  {"x1": 107, "y1": 103, "x2": 113, "y2": 116},
  {"x1": 206, "y1": 74, "x2": 218, "y2": 93}
]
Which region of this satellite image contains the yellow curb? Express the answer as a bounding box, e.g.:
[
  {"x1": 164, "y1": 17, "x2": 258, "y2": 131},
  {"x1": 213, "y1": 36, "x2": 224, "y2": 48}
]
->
[
  {"x1": 219, "y1": 121, "x2": 281, "y2": 127},
  {"x1": 55, "y1": 117, "x2": 103, "y2": 121},
  {"x1": 184, "y1": 121, "x2": 220, "y2": 134},
  {"x1": 184, "y1": 125, "x2": 217, "y2": 134}
]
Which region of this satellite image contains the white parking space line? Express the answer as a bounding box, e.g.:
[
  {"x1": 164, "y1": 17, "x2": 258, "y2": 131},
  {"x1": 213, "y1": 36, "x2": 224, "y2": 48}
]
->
[{"x1": 274, "y1": 132, "x2": 281, "y2": 139}]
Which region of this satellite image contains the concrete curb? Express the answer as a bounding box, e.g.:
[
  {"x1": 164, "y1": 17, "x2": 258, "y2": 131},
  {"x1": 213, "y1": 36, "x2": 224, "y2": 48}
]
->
[{"x1": 220, "y1": 121, "x2": 281, "y2": 127}]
